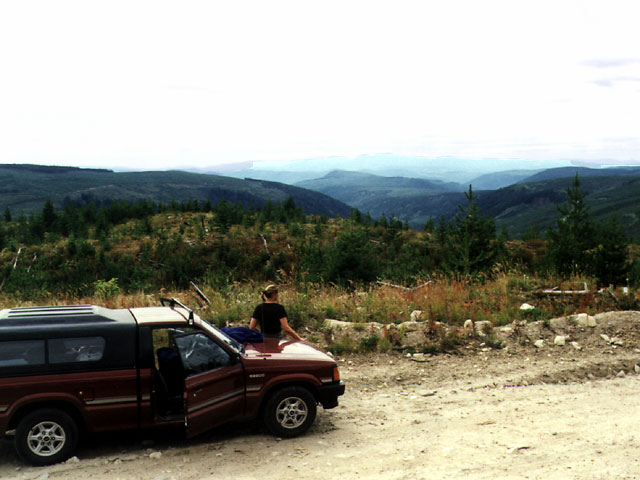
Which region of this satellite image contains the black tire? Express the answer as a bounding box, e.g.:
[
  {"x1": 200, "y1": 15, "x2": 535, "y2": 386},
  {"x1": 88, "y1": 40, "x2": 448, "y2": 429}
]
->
[
  {"x1": 15, "y1": 409, "x2": 79, "y2": 466},
  {"x1": 263, "y1": 386, "x2": 317, "y2": 438}
]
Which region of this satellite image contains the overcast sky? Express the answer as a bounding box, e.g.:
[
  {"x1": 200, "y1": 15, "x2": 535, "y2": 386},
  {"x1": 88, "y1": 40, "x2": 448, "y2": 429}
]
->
[{"x1": 1, "y1": 0, "x2": 639, "y2": 172}]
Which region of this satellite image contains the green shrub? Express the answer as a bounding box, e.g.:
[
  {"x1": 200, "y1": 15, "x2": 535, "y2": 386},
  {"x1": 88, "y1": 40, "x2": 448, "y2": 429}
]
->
[
  {"x1": 323, "y1": 305, "x2": 338, "y2": 318},
  {"x1": 377, "y1": 336, "x2": 392, "y2": 352},
  {"x1": 518, "y1": 308, "x2": 553, "y2": 323},
  {"x1": 439, "y1": 332, "x2": 462, "y2": 352},
  {"x1": 94, "y1": 278, "x2": 121, "y2": 299},
  {"x1": 486, "y1": 335, "x2": 504, "y2": 349},
  {"x1": 327, "y1": 336, "x2": 357, "y2": 355},
  {"x1": 421, "y1": 344, "x2": 439, "y2": 355},
  {"x1": 359, "y1": 335, "x2": 379, "y2": 352}
]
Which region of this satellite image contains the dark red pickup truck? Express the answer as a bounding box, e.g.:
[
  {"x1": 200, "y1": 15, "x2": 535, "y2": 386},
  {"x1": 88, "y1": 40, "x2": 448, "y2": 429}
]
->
[{"x1": 0, "y1": 300, "x2": 345, "y2": 465}]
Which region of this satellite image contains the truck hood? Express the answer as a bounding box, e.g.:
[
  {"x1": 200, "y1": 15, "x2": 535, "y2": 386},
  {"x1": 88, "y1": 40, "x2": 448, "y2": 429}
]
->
[{"x1": 244, "y1": 338, "x2": 334, "y2": 363}]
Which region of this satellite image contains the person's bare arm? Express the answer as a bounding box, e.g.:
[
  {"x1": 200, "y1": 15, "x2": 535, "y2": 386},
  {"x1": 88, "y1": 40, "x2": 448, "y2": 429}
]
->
[
  {"x1": 249, "y1": 317, "x2": 258, "y2": 330},
  {"x1": 280, "y1": 317, "x2": 305, "y2": 342}
]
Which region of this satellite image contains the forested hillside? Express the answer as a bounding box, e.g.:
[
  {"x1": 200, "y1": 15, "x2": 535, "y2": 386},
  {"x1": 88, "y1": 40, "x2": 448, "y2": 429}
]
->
[
  {"x1": 519, "y1": 166, "x2": 640, "y2": 183},
  {"x1": 0, "y1": 164, "x2": 351, "y2": 217},
  {"x1": 0, "y1": 182, "x2": 636, "y2": 339},
  {"x1": 480, "y1": 174, "x2": 640, "y2": 238},
  {"x1": 292, "y1": 167, "x2": 640, "y2": 238},
  {"x1": 296, "y1": 170, "x2": 463, "y2": 227},
  {"x1": 3, "y1": 164, "x2": 640, "y2": 242}
]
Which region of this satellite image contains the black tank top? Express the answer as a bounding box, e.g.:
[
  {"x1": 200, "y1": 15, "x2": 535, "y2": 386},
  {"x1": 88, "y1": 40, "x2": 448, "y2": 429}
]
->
[{"x1": 252, "y1": 303, "x2": 287, "y2": 337}]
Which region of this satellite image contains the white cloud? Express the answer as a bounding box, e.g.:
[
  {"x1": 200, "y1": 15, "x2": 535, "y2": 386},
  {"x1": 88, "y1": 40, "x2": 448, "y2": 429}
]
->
[{"x1": 0, "y1": 0, "x2": 639, "y2": 170}]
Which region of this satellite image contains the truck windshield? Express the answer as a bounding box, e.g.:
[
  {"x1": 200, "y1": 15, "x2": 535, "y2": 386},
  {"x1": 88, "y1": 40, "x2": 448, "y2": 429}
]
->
[{"x1": 197, "y1": 318, "x2": 244, "y2": 354}]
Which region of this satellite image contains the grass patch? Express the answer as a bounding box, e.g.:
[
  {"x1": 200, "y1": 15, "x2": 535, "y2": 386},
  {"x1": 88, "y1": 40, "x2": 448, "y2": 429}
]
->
[
  {"x1": 359, "y1": 335, "x2": 379, "y2": 352},
  {"x1": 485, "y1": 335, "x2": 504, "y2": 350}
]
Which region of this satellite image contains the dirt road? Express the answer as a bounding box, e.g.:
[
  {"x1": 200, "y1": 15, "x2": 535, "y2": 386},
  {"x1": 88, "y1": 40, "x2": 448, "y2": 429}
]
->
[{"x1": 2, "y1": 340, "x2": 640, "y2": 480}]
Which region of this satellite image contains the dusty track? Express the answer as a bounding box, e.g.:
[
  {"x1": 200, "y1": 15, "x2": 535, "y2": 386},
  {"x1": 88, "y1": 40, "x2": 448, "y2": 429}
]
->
[{"x1": 2, "y1": 315, "x2": 640, "y2": 479}]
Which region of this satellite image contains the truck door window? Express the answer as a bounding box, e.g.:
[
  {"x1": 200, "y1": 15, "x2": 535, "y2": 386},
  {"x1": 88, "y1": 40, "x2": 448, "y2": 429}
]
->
[{"x1": 174, "y1": 332, "x2": 231, "y2": 376}]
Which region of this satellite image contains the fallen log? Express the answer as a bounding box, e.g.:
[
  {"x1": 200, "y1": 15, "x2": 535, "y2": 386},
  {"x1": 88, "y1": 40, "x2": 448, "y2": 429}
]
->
[
  {"x1": 542, "y1": 282, "x2": 589, "y2": 295},
  {"x1": 377, "y1": 281, "x2": 433, "y2": 292},
  {"x1": 190, "y1": 281, "x2": 211, "y2": 305}
]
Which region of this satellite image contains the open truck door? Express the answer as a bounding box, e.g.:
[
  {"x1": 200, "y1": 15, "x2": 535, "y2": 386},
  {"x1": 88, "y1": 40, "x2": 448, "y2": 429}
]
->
[{"x1": 173, "y1": 331, "x2": 245, "y2": 438}]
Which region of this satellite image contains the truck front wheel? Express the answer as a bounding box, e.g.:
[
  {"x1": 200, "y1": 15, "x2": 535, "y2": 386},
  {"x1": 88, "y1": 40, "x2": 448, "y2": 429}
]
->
[
  {"x1": 264, "y1": 386, "x2": 317, "y2": 438},
  {"x1": 15, "y1": 408, "x2": 79, "y2": 466}
]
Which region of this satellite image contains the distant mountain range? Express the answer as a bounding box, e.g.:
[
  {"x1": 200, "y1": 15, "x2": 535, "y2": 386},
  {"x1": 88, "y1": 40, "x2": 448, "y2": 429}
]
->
[
  {"x1": 3, "y1": 162, "x2": 640, "y2": 239},
  {"x1": 294, "y1": 166, "x2": 640, "y2": 237},
  {"x1": 0, "y1": 164, "x2": 351, "y2": 217},
  {"x1": 218, "y1": 153, "x2": 572, "y2": 185},
  {"x1": 468, "y1": 170, "x2": 541, "y2": 190},
  {"x1": 291, "y1": 170, "x2": 460, "y2": 226}
]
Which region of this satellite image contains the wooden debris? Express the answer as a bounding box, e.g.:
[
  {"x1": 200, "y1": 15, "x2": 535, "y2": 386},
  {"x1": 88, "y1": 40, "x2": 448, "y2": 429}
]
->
[
  {"x1": 377, "y1": 281, "x2": 432, "y2": 292},
  {"x1": 259, "y1": 234, "x2": 270, "y2": 256},
  {"x1": 190, "y1": 281, "x2": 211, "y2": 305},
  {"x1": 542, "y1": 282, "x2": 588, "y2": 295},
  {"x1": 12, "y1": 247, "x2": 22, "y2": 269}
]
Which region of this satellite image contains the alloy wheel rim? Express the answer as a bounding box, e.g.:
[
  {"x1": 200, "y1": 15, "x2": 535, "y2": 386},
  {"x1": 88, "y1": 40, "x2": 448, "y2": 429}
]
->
[
  {"x1": 276, "y1": 397, "x2": 308, "y2": 429},
  {"x1": 27, "y1": 421, "x2": 66, "y2": 457}
]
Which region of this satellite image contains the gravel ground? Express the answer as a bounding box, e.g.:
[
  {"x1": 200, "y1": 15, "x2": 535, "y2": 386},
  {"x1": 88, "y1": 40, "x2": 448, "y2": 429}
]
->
[{"x1": 2, "y1": 312, "x2": 640, "y2": 480}]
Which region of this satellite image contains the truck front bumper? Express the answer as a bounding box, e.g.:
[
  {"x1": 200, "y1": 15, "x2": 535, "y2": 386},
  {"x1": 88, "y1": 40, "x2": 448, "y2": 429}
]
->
[{"x1": 317, "y1": 380, "x2": 345, "y2": 409}]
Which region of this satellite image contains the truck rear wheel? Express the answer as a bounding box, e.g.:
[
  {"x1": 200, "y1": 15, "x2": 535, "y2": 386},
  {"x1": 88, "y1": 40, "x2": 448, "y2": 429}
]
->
[
  {"x1": 264, "y1": 386, "x2": 317, "y2": 438},
  {"x1": 15, "y1": 408, "x2": 79, "y2": 466}
]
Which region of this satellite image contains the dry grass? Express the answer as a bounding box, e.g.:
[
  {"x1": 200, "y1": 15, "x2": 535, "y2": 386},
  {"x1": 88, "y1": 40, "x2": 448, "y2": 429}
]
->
[{"x1": 0, "y1": 274, "x2": 628, "y2": 329}]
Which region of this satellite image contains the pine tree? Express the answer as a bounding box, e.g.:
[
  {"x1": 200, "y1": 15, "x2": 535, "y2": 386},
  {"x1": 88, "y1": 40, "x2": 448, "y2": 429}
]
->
[
  {"x1": 423, "y1": 217, "x2": 435, "y2": 233},
  {"x1": 436, "y1": 216, "x2": 448, "y2": 247},
  {"x1": 42, "y1": 199, "x2": 57, "y2": 231},
  {"x1": 326, "y1": 228, "x2": 379, "y2": 285},
  {"x1": 445, "y1": 185, "x2": 498, "y2": 276},
  {"x1": 546, "y1": 175, "x2": 595, "y2": 277},
  {"x1": 590, "y1": 215, "x2": 629, "y2": 286}
]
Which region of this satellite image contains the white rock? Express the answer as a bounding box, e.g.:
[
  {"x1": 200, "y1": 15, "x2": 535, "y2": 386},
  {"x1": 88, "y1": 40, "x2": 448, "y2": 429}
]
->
[
  {"x1": 418, "y1": 389, "x2": 437, "y2": 397},
  {"x1": 634, "y1": 364, "x2": 640, "y2": 374},
  {"x1": 554, "y1": 335, "x2": 566, "y2": 346},
  {"x1": 463, "y1": 319, "x2": 474, "y2": 333},
  {"x1": 507, "y1": 445, "x2": 531, "y2": 454},
  {"x1": 65, "y1": 456, "x2": 80, "y2": 464},
  {"x1": 335, "y1": 453, "x2": 354, "y2": 459},
  {"x1": 600, "y1": 334, "x2": 611, "y2": 343},
  {"x1": 492, "y1": 326, "x2": 514, "y2": 341},
  {"x1": 617, "y1": 370, "x2": 626, "y2": 378},
  {"x1": 534, "y1": 340, "x2": 545, "y2": 349},
  {"x1": 411, "y1": 353, "x2": 428, "y2": 362},
  {"x1": 475, "y1": 321, "x2": 493, "y2": 337},
  {"x1": 520, "y1": 303, "x2": 535, "y2": 311},
  {"x1": 324, "y1": 319, "x2": 351, "y2": 329},
  {"x1": 410, "y1": 310, "x2": 424, "y2": 322},
  {"x1": 574, "y1": 313, "x2": 597, "y2": 327},
  {"x1": 611, "y1": 337, "x2": 624, "y2": 346},
  {"x1": 149, "y1": 452, "x2": 163, "y2": 459},
  {"x1": 571, "y1": 342, "x2": 582, "y2": 351}
]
